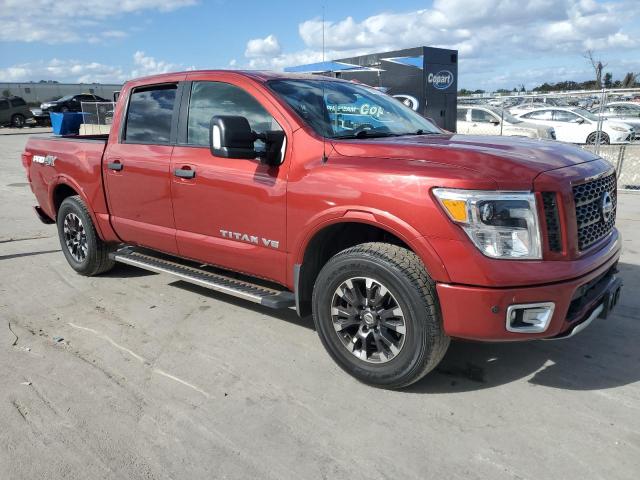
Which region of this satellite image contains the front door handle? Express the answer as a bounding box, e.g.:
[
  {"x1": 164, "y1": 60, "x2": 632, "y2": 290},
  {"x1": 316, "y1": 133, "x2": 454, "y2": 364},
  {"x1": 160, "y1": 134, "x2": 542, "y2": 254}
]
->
[
  {"x1": 107, "y1": 161, "x2": 123, "y2": 171},
  {"x1": 174, "y1": 167, "x2": 196, "y2": 179}
]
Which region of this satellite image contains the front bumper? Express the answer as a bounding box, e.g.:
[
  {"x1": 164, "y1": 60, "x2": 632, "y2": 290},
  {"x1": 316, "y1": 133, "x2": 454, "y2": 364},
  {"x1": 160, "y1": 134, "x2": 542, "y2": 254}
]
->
[{"x1": 437, "y1": 247, "x2": 622, "y2": 341}]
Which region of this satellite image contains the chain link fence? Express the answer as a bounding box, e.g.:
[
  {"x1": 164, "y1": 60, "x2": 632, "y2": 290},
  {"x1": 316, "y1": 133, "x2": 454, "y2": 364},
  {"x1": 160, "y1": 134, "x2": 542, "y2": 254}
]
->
[
  {"x1": 457, "y1": 88, "x2": 640, "y2": 191},
  {"x1": 80, "y1": 101, "x2": 115, "y2": 135}
]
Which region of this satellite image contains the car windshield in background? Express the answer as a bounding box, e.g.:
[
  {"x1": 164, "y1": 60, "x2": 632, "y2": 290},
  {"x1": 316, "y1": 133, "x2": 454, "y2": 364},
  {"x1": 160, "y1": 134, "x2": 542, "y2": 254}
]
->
[
  {"x1": 57, "y1": 95, "x2": 74, "y2": 102},
  {"x1": 486, "y1": 107, "x2": 522, "y2": 123},
  {"x1": 268, "y1": 79, "x2": 441, "y2": 139},
  {"x1": 572, "y1": 108, "x2": 599, "y2": 121}
]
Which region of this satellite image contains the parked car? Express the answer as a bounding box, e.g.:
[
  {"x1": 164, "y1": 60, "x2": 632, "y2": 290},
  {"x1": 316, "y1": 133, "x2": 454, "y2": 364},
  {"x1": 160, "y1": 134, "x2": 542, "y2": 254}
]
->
[
  {"x1": 40, "y1": 93, "x2": 108, "y2": 114},
  {"x1": 22, "y1": 71, "x2": 623, "y2": 389},
  {"x1": 457, "y1": 106, "x2": 555, "y2": 139},
  {"x1": 509, "y1": 97, "x2": 571, "y2": 116},
  {"x1": 590, "y1": 103, "x2": 640, "y2": 139},
  {"x1": 0, "y1": 96, "x2": 33, "y2": 127},
  {"x1": 516, "y1": 107, "x2": 634, "y2": 144}
]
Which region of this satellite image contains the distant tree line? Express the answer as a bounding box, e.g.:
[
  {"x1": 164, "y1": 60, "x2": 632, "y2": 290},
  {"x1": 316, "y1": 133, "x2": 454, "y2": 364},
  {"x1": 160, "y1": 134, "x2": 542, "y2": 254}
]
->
[{"x1": 459, "y1": 72, "x2": 639, "y2": 96}]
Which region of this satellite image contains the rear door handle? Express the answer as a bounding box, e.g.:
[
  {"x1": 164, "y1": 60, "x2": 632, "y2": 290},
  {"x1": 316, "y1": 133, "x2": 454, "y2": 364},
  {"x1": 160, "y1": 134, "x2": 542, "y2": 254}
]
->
[
  {"x1": 107, "y1": 161, "x2": 123, "y2": 171},
  {"x1": 174, "y1": 167, "x2": 196, "y2": 179}
]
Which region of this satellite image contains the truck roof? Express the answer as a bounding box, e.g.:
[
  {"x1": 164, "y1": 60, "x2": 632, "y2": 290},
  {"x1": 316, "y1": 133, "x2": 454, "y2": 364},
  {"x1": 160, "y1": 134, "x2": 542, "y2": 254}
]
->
[{"x1": 126, "y1": 69, "x2": 346, "y2": 85}]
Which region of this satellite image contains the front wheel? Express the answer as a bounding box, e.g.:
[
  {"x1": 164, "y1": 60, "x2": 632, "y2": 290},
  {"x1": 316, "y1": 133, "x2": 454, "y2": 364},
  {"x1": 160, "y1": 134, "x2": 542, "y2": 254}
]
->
[
  {"x1": 586, "y1": 131, "x2": 610, "y2": 145},
  {"x1": 11, "y1": 114, "x2": 25, "y2": 128},
  {"x1": 312, "y1": 242, "x2": 449, "y2": 389},
  {"x1": 57, "y1": 195, "x2": 115, "y2": 276}
]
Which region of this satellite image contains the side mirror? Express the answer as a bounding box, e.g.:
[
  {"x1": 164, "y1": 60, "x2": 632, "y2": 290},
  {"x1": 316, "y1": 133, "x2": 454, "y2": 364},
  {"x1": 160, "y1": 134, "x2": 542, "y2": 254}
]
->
[
  {"x1": 574, "y1": 118, "x2": 585, "y2": 124},
  {"x1": 210, "y1": 115, "x2": 257, "y2": 159},
  {"x1": 490, "y1": 119, "x2": 501, "y2": 125},
  {"x1": 209, "y1": 115, "x2": 285, "y2": 167}
]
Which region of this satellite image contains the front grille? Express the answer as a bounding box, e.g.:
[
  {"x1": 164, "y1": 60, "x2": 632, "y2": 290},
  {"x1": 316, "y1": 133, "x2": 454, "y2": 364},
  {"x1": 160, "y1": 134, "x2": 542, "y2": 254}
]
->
[
  {"x1": 573, "y1": 172, "x2": 617, "y2": 250},
  {"x1": 541, "y1": 192, "x2": 562, "y2": 252}
]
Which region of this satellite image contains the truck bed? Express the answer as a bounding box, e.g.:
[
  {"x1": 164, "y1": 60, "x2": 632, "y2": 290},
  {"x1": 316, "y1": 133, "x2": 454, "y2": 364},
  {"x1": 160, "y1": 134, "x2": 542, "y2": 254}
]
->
[{"x1": 22, "y1": 134, "x2": 109, "y2": 223}]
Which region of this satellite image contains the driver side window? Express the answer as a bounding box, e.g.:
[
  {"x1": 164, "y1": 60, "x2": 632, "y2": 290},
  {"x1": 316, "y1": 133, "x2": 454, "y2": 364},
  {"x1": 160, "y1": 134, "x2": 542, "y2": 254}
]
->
[{"x1": 187, "y1": 81, "x2": 282, "y2": 148}]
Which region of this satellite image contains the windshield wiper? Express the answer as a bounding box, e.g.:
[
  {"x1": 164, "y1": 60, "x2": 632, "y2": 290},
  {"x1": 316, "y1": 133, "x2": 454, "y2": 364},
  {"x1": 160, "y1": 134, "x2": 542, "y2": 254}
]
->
[{"x1": 333, "y1": 131, "x2": 400, "y2": 139}]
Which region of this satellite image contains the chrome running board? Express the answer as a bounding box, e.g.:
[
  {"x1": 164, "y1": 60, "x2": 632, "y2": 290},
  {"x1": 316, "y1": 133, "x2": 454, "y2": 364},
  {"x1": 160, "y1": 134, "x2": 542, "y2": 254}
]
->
[{"x1": 110, "y1": 247, "x2": 295, "y2": 309}]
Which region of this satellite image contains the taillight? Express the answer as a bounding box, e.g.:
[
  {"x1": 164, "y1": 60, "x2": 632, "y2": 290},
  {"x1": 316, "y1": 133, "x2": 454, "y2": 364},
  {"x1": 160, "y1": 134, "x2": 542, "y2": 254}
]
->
[{"x1": 21, "y1": 152, "x2": 32, "y2": 169}]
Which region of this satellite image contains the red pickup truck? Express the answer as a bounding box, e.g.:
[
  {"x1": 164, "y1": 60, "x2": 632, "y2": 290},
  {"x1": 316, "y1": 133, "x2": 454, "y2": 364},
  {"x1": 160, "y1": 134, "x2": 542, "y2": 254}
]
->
[{"x1": 22, "y1": 70, "x2": 622, "y2": 388}]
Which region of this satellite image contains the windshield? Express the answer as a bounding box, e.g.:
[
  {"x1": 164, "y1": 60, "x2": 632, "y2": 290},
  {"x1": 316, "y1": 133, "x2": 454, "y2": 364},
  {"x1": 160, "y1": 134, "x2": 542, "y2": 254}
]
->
[
  {"x1": 572, "y1": 108, "x2": 599, "y2": 121},
  {"x1": 485, "y1": 106, "x2": 522, "y2": 124},
  {"x1": 57, "y1": 95, "x2": 74, "y2": 102},
  {"x1": 268, "y1": 79, "x2": 441, "y2": 139}
]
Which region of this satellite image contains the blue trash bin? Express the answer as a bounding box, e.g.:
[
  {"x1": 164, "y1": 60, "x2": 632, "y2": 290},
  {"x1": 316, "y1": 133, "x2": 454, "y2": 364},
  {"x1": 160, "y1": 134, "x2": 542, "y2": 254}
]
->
[{"x1": 50, "y1": 112, "x2": 87, "y2": 135}]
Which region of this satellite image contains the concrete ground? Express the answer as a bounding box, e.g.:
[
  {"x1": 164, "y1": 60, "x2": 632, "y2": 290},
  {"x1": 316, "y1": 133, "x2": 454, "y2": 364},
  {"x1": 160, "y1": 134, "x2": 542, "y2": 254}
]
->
[{"x1": 1, "y1": 133, "x2": 639, "y2": 480}]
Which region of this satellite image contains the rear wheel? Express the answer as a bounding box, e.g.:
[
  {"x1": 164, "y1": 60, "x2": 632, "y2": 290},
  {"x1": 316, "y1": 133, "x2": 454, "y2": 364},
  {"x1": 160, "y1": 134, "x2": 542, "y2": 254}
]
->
[
  {"x1": 312, "y1": 242, "x2": 449, "y2": 389},
  {"x1": 586, "y1": 131, "x2": 610, "y2": 144},
  {"x1": 57, "y1": 195, "x2": 115, "y2": 276},
  {"x1": 11, "y1": 114, "x2": 25, "y2": 128}
]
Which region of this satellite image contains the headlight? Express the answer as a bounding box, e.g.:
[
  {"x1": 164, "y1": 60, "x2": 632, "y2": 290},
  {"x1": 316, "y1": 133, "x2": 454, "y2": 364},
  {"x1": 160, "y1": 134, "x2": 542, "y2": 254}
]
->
[
  {"x1": 610, "y1": 125, "x2": 628, "y2": 132},
  {"x1": 433, "y1": 188, "x2": 542, "y2": 259}
]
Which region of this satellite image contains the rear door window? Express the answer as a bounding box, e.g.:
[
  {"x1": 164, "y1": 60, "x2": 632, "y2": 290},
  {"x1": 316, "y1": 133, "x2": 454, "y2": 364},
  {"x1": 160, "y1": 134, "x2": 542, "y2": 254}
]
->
[
  {"x1": 124, "y1": 84, "x2": 177, "y2": 144},
  {"x1": 456, "y1": 108, "x2": 468, "y2": 121}
]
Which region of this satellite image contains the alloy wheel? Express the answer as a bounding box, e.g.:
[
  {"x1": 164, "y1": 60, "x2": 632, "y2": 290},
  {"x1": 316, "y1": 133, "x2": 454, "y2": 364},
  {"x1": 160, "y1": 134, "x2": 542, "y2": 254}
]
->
[
  {"x1": 331, "y1": 277, "x2": 407, "y2": 363},
  {"x1": 63, "y1": 212, "x2": 88, "y2": 262}
]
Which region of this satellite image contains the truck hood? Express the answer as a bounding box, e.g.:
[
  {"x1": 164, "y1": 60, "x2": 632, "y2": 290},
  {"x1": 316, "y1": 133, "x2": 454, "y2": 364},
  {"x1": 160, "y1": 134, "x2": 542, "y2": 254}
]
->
[{"x1": 331, "y1": 133, "x2": 599, "y2": 189}]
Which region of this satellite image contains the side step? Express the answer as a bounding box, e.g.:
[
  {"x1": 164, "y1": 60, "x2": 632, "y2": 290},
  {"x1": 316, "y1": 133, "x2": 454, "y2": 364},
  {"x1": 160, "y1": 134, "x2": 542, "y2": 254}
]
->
[{"x1": 109, "y1": 247, "x2": 295, "y2": 309}]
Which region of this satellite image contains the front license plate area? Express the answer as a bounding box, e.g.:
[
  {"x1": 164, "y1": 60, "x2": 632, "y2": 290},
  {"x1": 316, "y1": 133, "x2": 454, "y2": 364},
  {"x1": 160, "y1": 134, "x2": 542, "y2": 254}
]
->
[{"x1": 598, "y1": 278, "x2": 623, "y2": 319}]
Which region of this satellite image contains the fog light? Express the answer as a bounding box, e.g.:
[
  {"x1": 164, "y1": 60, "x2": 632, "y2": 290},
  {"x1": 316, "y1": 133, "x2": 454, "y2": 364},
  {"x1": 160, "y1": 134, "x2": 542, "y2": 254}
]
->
[{"x1": 506, "y1": 302, "x2": 555, "y2": 333}]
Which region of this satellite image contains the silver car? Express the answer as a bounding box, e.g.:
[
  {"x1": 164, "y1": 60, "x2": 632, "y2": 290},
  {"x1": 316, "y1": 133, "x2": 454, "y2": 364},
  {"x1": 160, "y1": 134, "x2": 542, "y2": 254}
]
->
[{"x1": 457, "y1": 106, "x2": 556, "y2": 139}]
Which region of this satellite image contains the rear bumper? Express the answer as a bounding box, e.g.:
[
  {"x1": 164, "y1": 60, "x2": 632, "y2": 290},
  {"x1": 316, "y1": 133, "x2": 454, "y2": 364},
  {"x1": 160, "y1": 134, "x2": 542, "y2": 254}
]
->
[{"x1": 437, "y1": 247, "x2": 622, "y2": 341}]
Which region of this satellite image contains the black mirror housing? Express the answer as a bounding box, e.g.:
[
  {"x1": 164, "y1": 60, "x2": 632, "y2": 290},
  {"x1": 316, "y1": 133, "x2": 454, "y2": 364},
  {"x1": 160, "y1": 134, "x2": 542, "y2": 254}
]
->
[
  {"x1": 209, "y1": 115, "x2": 285, "y2": 167},
  {"x1": 210, "y1": 115, "x2": 258, "y2": 159}
]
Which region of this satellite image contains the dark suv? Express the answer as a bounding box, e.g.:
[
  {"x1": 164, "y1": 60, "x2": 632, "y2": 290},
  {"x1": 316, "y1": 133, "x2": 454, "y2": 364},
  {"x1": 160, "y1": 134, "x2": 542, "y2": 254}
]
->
[
  {"x1": 0, "y1": 96, "x2": 33, "y2": 127},
  {"x1": 40, "y1": 93, "x2": 108, "y2": 114}
]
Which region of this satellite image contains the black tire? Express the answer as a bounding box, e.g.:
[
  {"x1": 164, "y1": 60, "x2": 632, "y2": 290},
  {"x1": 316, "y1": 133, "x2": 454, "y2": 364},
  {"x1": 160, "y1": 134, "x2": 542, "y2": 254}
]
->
[
  {"x1": 11, "y1": 114, "x2": 25, "y2": 128},
  {"x1": 312, "y1": 242, "x2": 449, "y2": 389},
  {"x1": 586, "y1": 132, "x2": 610, "y2": 145},
  {"x1": 57, "y1": 195, "x2": 115, "y2": 276}
]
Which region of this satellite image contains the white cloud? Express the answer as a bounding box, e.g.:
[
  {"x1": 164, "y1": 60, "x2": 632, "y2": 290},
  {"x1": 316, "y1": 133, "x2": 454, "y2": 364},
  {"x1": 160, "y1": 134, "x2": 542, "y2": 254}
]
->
[
  {"x1": 238, "y1": 0, "x2": 638, "y2": 89},
  {"x1": 245, "y1": 34, "x2": 281, "y2": 58},
  {"x1": 131, "y1": 51, "x2": 177, "y2": 77},
  {"x1": 0, "y1": 51, "x2": 192, "y2": 83},
  {"x1": 0, "y1": 0, "x2": 196, "y2": 43}
]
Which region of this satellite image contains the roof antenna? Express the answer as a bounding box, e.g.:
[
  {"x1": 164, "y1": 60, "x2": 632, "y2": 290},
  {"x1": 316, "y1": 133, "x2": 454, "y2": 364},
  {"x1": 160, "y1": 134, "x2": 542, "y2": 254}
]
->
[{"x1": 321, "y1": 3, "x2": 328, "y2": 163}]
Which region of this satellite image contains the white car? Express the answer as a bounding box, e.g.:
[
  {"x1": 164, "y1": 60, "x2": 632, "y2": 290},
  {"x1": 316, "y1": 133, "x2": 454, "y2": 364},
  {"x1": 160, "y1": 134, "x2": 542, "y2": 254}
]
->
[
  {"x1": 457, "y1": 106, "x2": 555, "y2": 139},
  {"x1": 590, "y1": 102, "x2": 640, "y2": 139},
  {"x1": 508, "y1": 97, "x2": 570, "y2": 116},
  {"x1": 516, "y1": 107, "x2": 634, "y2": 144}
]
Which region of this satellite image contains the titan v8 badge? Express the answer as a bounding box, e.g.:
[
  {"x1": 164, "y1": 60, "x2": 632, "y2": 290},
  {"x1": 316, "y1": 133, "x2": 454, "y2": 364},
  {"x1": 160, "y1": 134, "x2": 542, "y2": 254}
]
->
[{"x1": 220, "y1": 230, "x2": 279, "y2": 249}]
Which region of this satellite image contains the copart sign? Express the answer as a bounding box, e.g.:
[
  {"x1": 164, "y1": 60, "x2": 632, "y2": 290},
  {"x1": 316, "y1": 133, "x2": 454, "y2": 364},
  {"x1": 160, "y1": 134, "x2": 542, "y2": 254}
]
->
[{"x1": 427, "y1": 70, "x2": 454, "y2": 90}]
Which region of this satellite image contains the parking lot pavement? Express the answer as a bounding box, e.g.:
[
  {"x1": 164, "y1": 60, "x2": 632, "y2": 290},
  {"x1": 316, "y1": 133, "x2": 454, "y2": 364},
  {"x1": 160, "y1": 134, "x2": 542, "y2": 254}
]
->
[
  {"x1": 1, "y1": 133, "x2": 639, "y2": 480},
  {"x1": 0, "y1": 126, "x2": 51, "y2": 135}
]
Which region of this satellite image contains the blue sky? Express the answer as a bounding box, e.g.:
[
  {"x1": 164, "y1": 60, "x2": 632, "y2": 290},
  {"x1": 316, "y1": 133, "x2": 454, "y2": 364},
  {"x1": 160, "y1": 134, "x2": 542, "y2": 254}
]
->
[{"x1": 0, "y1": 0, "x2": 638, "y2": 90}]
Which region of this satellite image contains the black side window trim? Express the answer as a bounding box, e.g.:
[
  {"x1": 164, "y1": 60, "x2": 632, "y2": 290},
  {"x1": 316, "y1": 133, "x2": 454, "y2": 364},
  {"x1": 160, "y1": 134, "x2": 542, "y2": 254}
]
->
[{"x1": 119, "y1": 82, "x2": 185, "y2": 145}]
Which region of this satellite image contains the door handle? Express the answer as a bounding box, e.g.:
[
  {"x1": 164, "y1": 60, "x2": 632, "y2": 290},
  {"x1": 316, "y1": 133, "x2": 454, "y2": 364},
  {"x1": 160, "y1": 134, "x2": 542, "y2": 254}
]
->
[
  {"x1": 174, "y1": 167, "x2": 196, "y2": 179},
  {"x1": 107, "y1": 161, "x2": 123, "y2": 171}
]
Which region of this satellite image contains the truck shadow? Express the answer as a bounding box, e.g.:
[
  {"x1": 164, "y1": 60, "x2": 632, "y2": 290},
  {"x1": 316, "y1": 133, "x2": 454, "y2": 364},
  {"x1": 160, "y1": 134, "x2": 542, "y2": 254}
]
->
[{"x1": 410, "y1": 261, "x2": 640, "y2": 394}]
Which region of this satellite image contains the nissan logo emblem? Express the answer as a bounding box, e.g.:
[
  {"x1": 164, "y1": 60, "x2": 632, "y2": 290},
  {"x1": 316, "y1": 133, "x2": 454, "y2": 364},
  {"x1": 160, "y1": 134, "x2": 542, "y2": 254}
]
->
[{"x1": 601, "y1": 192, "x2": 614, "y2": 222}]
